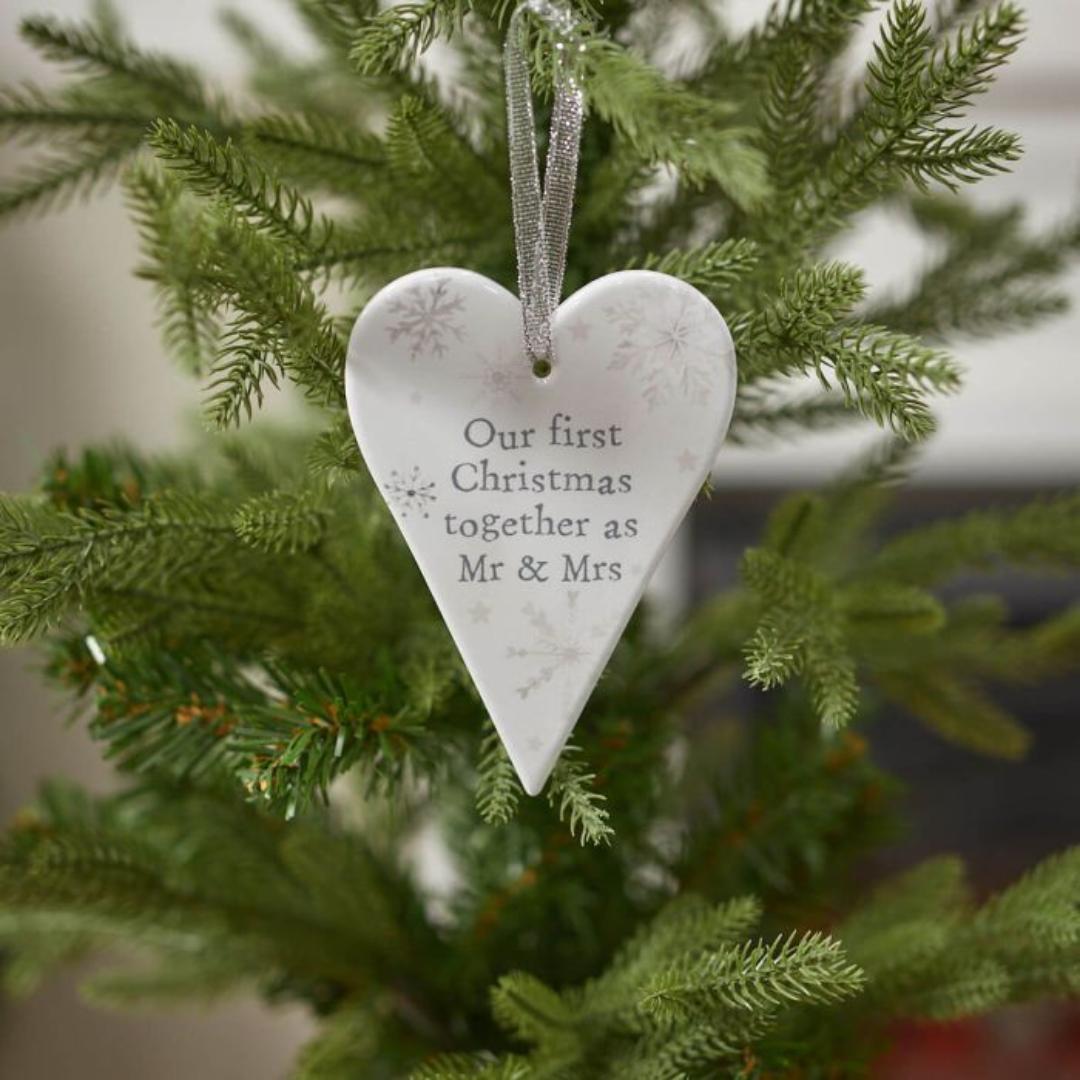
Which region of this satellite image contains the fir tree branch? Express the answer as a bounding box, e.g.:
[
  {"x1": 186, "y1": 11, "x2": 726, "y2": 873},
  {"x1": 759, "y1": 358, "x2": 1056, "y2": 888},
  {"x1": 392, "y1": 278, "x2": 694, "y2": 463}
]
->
[
  {"x1": 581, "y1": 35, "x2": 769, "y2": 208},
  {"x1": 729, "y1": 0, "x2": 881, "y2": 83},
  {"x1": 475, "y1": 731, "x2": 523, "y2": 826},
  {"x1": 586, "y1": 895, "x2": 763, "y2": 1019},
  {"x1": 779, "y1": 1, "x2": 1025, "y2": 253},
  {"x1": 233, "y1": 491, "x2": 328, "y2": 554},
  {"x1": 640, "y1": 931, "x2": 865, "y2": 1020},
  {"x1": 491, "y1": 970, "x2": 575, "y2": 1043},
  {"x1": 622, "y1": 238, "x2": 761, "y2": 296},
  {"x1": 739, "y1": 267, "x2": 963, "y2": 441},
  {"x1": 308, "y1": 418, "x2": 364, "y2": 482},
  {"x1": 0, "y1": 493, "x2": 237, "y2": 643},
  {"x1": 231, "y1": 665, "x2": 431, "y2": 817},
  {"x1": 546, "y1": 744, "x2": 613, "y2": 846},
  {"x1": 0, "y1": 140, "x2": 138, "y2": 222},
  {"x1": 248, "y1": 112, "x2": 386, "y2": 199},
  {"x1": 19, "y1": 14, "x2": 215, "y2": 117},
  {"x1": 411, "y1": 1055, "x2": 532, "y2": 1080},
  {"x1": 290, "y1": 1002, "x2": 382, "y2": 1080},
  {"x1": 728, "y1": 389, "x2": 856, "y2": 445},
  {"x1": 741, "y1": 548, "x2": 859, "y2": 729},
  {"x1": 384, "y1": 93, "x2": 505, "y2": 221},
  {"x1": 864, "y1": 494, "x2": 1080, "y2": 584},
  {"x1": 205, "y1": 212, "x2": 347, "y2": 423},
  {"x1": 350, "y1": 1, "x2": 473, "y2": 73},
  {"x1": 125, "y1": 162, "x2": 219, "y2": 375},
  {"x1": 0, "y1": 84, "x2": 151, "y2": 145},
  {"x1": 148, "y1": 119, "x2": 334, "y2": 252},
  {"x1": 878, "y1": 669, "x2": 1031, "y2": 758},
  {"x1": 866, "y1": 197, "x2": 1079, "y2": 340}
]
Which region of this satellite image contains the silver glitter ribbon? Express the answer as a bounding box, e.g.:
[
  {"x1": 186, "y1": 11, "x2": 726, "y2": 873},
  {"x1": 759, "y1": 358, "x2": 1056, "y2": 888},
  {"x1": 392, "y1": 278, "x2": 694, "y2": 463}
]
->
[{"x1": 504, "y1": 0, "x2": 585, "y2": 368}]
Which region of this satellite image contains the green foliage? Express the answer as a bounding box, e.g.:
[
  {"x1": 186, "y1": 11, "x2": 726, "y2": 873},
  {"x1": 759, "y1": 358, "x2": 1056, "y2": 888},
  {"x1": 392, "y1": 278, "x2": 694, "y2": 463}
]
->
[
  {"x1": 640, "y1": 930, "x2": 865, "y2": 1019},
  {"x1": 577, "y1": 34, "x2": 770, "y2": 207},
  {"x1": 760, "y1": 0, "x2": 1026, "y2": 255},
  {"x1": 624, "y1": 238, "x2": 760, "y2": 297},
  {"x1": 203, "y1": 212, "x2": 347, "y2": 425},
  {"x1": 742, "y1": 548, "x2": 860, "y2": 729},
  {"x1": 351, "y1": 1, "x2": 474, "y2": 73},
  {"x1": 476, "y1": 731, "x2": 523, "y2": 826},
  {"x1": 383, "y1": 93, "x2": 505, "y2": 224},
  {"x1": 233, "y1": 491, "x2": 328, "y2": 554},
  {"x1": 2, "y1": 1, "x2": 1080, "y2": 1078},
  {"x1": 736, "y1": 262, "x2": 963, "y2": 441},
  {"x1": 0, "y1": 490, "x2": 236, "y2": 643},
  {"x1": 148, "y1": 120, "x2": 334, "y2": 252},
  {"x1": 546, "y1": 743, "x2": 613, "y2": 846},
  {"x1": 125, "y1": 163, "x2": 219, "y2": 374},
  {"x1": 422, "y1": 895, "x2": 860, "y2": 1078},
  {"x1": 733, "y1": 457, "x2": 1080, "y2": 746},
  {"x1": 290, "y1": 1004, "x2": 382, "y2": 1080},
  {"x1": 248, "y1": 111, "x2": 386, "y2": 199},
  {"x1": 18, "y1": 14, "x2": 213, "y2": 113},
  {"x1": 0, "y1": 782, "x2": 446, "y2": 1015},
  {"x1": 865, "y1": 492, "x2": 1080, "y2": 584},
  {"x1": 0, "y1": 7, "x2": 227, "y2": 220},
  {"x1": 839, "y1": 849, "x2": 1080, "y2": 1029},
  {"x1": 868, "y1": 197, "x2": 1080, "y2": 339},
  {"x1": 412, "y1": 1056, "x2": 530, "y2": 1080}
]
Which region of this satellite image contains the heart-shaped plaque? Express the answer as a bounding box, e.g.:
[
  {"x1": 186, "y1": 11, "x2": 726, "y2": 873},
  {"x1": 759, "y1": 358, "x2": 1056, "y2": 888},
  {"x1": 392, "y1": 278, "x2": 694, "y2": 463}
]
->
[{"x1": 346, "y1": 268, "x2": 736, "y2": 794}]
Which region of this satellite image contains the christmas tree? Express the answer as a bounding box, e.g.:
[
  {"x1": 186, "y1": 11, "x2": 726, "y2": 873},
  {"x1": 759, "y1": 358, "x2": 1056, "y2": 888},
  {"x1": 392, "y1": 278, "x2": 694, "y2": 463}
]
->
[{"x1": 2, "y1": 1, "x2": 1080, "y2": 1076}]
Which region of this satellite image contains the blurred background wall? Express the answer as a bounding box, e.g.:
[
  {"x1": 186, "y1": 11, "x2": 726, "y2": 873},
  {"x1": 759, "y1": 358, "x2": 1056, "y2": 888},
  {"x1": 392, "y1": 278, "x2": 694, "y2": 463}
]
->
[{"x1": 0, "y1": 1, "x2": 1077, "y2": 1077}]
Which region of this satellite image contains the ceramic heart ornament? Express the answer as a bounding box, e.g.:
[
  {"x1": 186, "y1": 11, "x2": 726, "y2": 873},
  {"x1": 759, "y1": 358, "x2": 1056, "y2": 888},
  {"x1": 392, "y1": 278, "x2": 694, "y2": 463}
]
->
[{"x1": 346, "y1": 267, "x2": 736, "y2": 794}]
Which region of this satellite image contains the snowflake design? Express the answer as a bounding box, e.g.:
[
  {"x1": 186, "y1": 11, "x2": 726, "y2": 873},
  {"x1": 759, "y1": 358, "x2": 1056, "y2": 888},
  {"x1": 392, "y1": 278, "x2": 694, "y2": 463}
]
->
[
  {"x1": 385, "y1": 277, "x2": 466, "y2": 360},
  {"x1": 466, "y1": 343, "x2": 531, "y2": 404},
  {"x1": 506, "y1": 591, "x2": 603, "y2": 702},
  {"x1": 605, "y1": 289, "x2": 718, "y2": 410},
  {"x1": 384, "y1": 466, "x2": 437, "y2": 519}
]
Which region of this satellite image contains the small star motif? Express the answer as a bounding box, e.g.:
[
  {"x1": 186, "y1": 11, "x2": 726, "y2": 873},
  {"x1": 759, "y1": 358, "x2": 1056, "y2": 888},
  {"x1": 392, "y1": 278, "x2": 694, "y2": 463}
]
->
[
  {"x1": 468, "y1": 601, "x2": 492, "y2": 625},
  {"x1": 568, "y1": 319, "x2": 591, "y2": 342},
  {"x1": 409, "y1": 390, "x2": 424, "y2": 405},
  {"x1": 526, "y1": 736, "x2": 545, "y2": 753},
  {"x1": 676, "y1": 449, "x2": 699, "y2": 473}
]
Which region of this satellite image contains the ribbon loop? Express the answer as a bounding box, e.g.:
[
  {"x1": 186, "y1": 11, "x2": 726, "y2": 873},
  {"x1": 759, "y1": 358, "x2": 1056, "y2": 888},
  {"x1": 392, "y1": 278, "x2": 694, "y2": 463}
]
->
[{"x1": 504, "y1": 0, "x2": 585, "y2": 370}]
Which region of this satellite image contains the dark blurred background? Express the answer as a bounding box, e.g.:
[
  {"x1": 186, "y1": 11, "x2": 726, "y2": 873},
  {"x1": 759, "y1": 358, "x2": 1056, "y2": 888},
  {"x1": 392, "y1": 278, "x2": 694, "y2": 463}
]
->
[{"x1": 692, "y1": 488, "x2": 1080, "y2": 887}]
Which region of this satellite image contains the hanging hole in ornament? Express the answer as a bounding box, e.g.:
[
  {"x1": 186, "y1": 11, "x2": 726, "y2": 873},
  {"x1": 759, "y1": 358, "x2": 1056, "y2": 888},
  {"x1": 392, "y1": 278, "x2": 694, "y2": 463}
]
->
[{"x1": 532, "y1": 357, "x2": 553, "y2": 380}]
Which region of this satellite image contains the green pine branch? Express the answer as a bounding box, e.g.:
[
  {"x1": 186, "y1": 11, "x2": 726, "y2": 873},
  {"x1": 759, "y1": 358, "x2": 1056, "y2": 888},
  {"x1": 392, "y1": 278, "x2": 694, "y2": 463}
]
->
[
  {"x1": 0, "y1": 492, "x2": 236, "y2": 643},
  {"x1": 623, "y1": 238, "x2": 761, "y2": 296},
  {"x1": 640, "y1": 931, "x2": 865, "y2": 1020},
  {"x1": 738, "y1": 263, "x2": 963, "y2": 441},
  {"x1": 204, "y1": 212, "x2": 347, "y2": 424},
  {"x1": 0, "y1": 140, "x2": 138, "y2": 222},
  {"x1": 546, "y1": 744, "x2": 614, "y2": 846},
  {"x1": 411, "y1": 1055, "x2": 532, "y2": 1080},
  {"x1": 350, "y1": 1, "x2": 473, "y2": 73},
  {"x1": 581, "y1": 34, "x2": 770, "y2": 207},
  {"x1": 864, "y1": 493, "x2": 1080, "y2": 584},
  {"x1": 475, "y1": 730, "x2": 523, "y2": 826},
  {"x1": 742, "y1": 548, "x2": 859, "y2": 729},
  {"x1": 125, "y1": 162, "x2": 219, "y2": 374},
  {"x1": 19, "y1": 14, "x2": 214, "y2": 116},
  {"x1": 0, "y1": 83, "x2": 150, "y2": 145},
  {"x1": 248, "y1": 112, "x2": 386, "y2": 199},
  {"x1": 148, "y1": 119, "x2": 334, "y2": 252},
  {"x1": 778, "y1": 1, "x2": 1025, "y2": 252},
  {"x1": 867, "y1": 197, "x2": 1079, "y2": 340}
]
